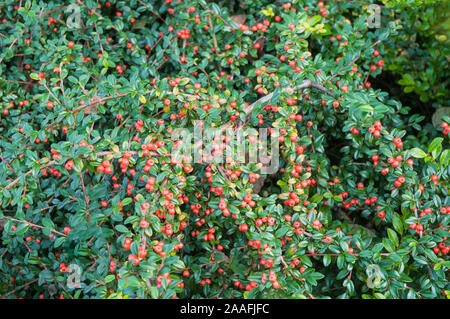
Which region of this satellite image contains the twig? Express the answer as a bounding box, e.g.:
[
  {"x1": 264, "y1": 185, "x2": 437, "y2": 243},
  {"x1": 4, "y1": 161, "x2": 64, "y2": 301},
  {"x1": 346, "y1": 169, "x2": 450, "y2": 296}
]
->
[
  {"x1": 94, "y1": 23, "x2": 104, "y2": 54},
  {"x1": 201, "y1": 3, "x2": 234, "y2": 30},
  {"x1": 138, "y1": 0, "x2": 165, "y2": 22},
  {"x1": 43, "y1": 83, "x2": 62, "y2": 105},
  {"x1": 79, "y1": 172, "x2": 90, "y2": 221},
  {"x1": 4, "y1": 279, "x2": 39, "y2": 297},
  {"x1": 39, "y1": 5, "x2": 68, "y2": 18},
  {"x1": 2, "y1": 216, "x2": 67, "y2": 237},
  {"x1": 4, "y1": 161, "x2": 55, "y2": 190},
  {"x1": 280, "y1": 256, "x2": 315, "y2": 299},
  {"x1": 239, "y1": 79, "x2": 334, "y2": 127},
  {"x1": 59, "y1": 62, "x2": 66, "y2": 100}
]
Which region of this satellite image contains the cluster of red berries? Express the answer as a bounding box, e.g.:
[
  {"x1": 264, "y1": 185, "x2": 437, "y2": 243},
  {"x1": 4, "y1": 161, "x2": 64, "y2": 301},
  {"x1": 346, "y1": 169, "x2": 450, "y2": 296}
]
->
[
  {"x1": 240, "y1": 193, "x2": 256, "y2": 208},
  {"x1": 350, "y1": 127, "x2": 360, "y2": 135},
  {"x1": 109, "y1": 260, "x2": 117, "y2": 273},
  {"x1": 46, "y1": 168, "x2": 62, "y2": 178},
  {"x1": 368, "y1": 120, "x2": 383, "y2": 137},
  {"x1": 318, "y1": 1, "x2": 328, "y2": 18},
  {"x1": 370, "y1": 59, "x2": 384, "y2": 72},
  {"x1": 200, "y1": 278, "x2": 211, "y2": 287},
  {"x1": 312, "y1": 219, "x2": 322, "y2": 229},
  {"x1": 126, "y1": 42, "x2": 134, "y2": 52},
  {"x1": 134, "y1": 119, "x2": 143, "y2": 132},
  {"x1": 190, "y1": 203, "x2": 203, "y2": 215},
  {"x1": 289, "y1": 217, "x2": 304, "y2": 235},
  {"x1": 210, "y1": 186, "x2": 224, "y2": 196},
  {"x1": 141, "y1": 139, "x2": 164, "y2": 158},
  {"x1": 431, "y1": 174, "x2": 439, "y2": 186},
  {"x1": 142, "y1": 176, "x2": 155, "y2": 191},
  {"x1": 78, "y1": 140, "x2": 94, "y2": 150},
  {"x1": 409, "y1": 223, "x2": 424, "y2": 235},
  {"x1": 176, "y1": 28, "x2": 190, "y2": 39},
  {"x1": 393, "y1": 137, "x2": 403, "y2": 149},
  {"x1": 47, "y1": 16, "x2": 57, "y2": 26},
  {"x1": 439, "y1": 206, "x2": 450, "y2": 215},
  {"x1": 238, "y1": 223, "x2": 249, "y2": 232},
  {"x1": 202, "y1": 228, "x2": 215, "y2": 242},
  {"x1": 186, "y1": 6, "x2": 196, "y2": 13},
  {"x1": 283, "y1": 192, "x2": 300, "y2": 207},
  {"x1": 138, "y1": 245, "x2": 147, "y2": 259},
  {"x1": 387, "y1": 155, "x2": 405, "y2": 168},
  {"x1": 268, "y1": 270, "x2": 280, "y2": 289},
  {"x1": 65, "y1": 159, "x2": 74, "y2": 171},
  {"x1": 156, "y1": 273, "x2": 172, "y2": 288},
  {"x1": 218, "y1": 198, "x2": 230, "y2": 217},
  {"x1": 97, "y1": 160, "x2": 113, "y2": 174},
  {"x1": 48, "y1": 149, "x2": 61, "y2": 161},
  {"x1": 249, "y1": 172, "x2": 260, "y2": 183},
  {"x1": 242, "y1": 19, "x2": 271, "y2": 33},
  {"x1": 128, "y1": 254, "x2": 140, "y2": 266},
  {"x1": 161, "y1": 222, "x2": 174, "y2": 236},
  {"x1": 255, "y1": 216, "x2": 276, "y2": 228},
  {"x1": 289, "y1": 163, "x2": 304, "y2": 178},
  {"x1": 393, "y1": 175, "x2": 406, "y2": 188},
  {"x1": 364, "y1": 196, "x2": 378, "y2": 206},
  {"x1": 59, "y1": 263, "x2": 69, "y2": 273},
  {"x1": 433, "y1": 241, "x2": 449, "y2": 255},
  {"x1": 289, "y1": 258, "x2": 307, "y2": 273},
  {"x1": 118, "y1": 151, "x2": 133, "y2": 174},
  {"x1": 80, "y1": 55, "x2": 93, "y2": 64},
  {"x1": 152, "y1": 241, "x2": 166, "y2": 258},
  {"x1": 342, "y1": 198, "x2": 359, "y2": 209},
  {"x1": 123, "y1": 237, "x2": 132, "y2": 250},
  {"x1": 441, "y1": 121, "x2": 449, "y2": 135},
  {"x1": 115, "y1": 64, "x2": 125, "y2": 74}
]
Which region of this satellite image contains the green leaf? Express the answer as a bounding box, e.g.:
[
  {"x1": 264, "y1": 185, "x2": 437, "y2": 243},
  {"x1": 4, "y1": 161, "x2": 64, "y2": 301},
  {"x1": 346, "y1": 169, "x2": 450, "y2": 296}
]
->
[
  {"x1": 73, "y1": 158, "x2": 84, "y2": 173},
  {"x1": 121, "y1": 198, "x2": 132, "y2": 206},
  {"x1": 323, "y1": 254, "x2": 331, "y2": 267},
  {"x1": 382, "y1": 238, "x2": 395, "y2": 253},
  {"x1": 392, "y1": 213, "x2": 403, "y2": 234},
  {"x1": 428, "y1": 137, "x2": 443, "y2": 154},
  {"x1": 387, "y1": 228, "x2": 399, "y2": 247},
  {"x1": 54, "y1": 236, "x2": 66, "y2": 248},
  {"x1": 359, "y1": 104, "x2": 374, "y2": 113},
  {"x1": 115, "y1": 225, "x2": 129, "y2": 233},
  {"x1": 409, "y1": 148, "x2": 427, "y2": 158},
  {"x1": 105, "y1": 275, "x2": 116, "y2": 283},
  {"x1": 440, "y1": 149, "x2": 450, "y2": 166}
]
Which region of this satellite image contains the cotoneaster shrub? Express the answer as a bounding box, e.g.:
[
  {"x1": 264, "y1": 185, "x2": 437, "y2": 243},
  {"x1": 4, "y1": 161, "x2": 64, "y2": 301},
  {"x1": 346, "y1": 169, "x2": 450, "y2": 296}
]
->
[{"x1": 0, "y1": 0, "x2": 448, "y2": 299}]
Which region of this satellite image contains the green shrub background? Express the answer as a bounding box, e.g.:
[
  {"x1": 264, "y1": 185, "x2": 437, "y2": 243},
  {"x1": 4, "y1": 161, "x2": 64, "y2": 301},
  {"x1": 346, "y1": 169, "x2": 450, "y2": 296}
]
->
[{"x1": 0, "y1": 0, "x2": 448, "y2": 299}]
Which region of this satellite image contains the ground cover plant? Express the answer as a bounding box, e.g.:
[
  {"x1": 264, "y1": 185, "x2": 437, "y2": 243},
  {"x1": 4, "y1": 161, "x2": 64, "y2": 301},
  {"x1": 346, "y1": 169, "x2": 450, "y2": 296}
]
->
[{"x1": 0, "y1": 0, "x2": 449, "y2": 299}]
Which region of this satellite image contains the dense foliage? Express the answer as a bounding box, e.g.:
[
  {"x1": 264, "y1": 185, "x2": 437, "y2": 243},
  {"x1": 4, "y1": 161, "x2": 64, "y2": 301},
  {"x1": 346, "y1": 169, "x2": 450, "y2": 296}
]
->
[{"x1": 0, "y1": 0, "x2": 449, "y2": 299}]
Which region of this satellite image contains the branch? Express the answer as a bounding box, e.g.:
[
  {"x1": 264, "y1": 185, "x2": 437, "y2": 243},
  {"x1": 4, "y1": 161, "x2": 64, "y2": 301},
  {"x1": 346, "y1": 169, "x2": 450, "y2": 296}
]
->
[
  {"x1": 280, "y1": 256, "x2": 315, "y2": 299},
  {"x1": 44, "y1": 90, "x2": 205, "y2": 132},
  {"x1": 242, "y1": 80, "x2": 334, "y2": 119},
  {"x1": 79, "y1": 172, "x2": 90, "y2": 221},
  {"x1": 2, "y1": 216, "x2": 67, "y2": 237},
  {"x1": 201, "y1": 3, "x2": 234, "y2": 30},
  {"x1": 4, "y1": 161, "x2": 55, "y2": 190},
  {"x1": 2, "y1": 150, "x2": 153, "y2": 191}
]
